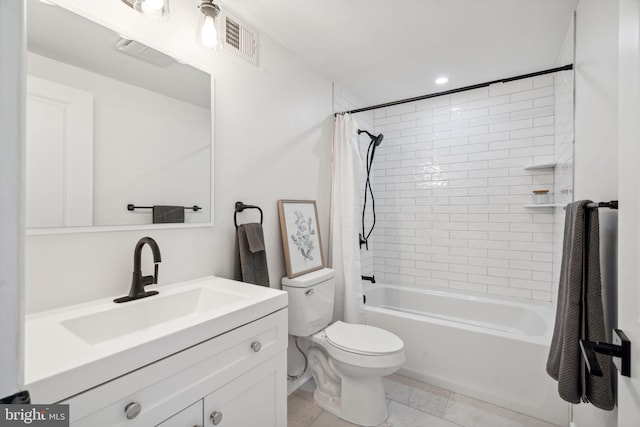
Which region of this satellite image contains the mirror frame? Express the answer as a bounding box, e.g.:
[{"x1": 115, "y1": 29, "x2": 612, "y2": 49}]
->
[{"x1": 25, "y1": 1, "x2": 215, "y2": 235}]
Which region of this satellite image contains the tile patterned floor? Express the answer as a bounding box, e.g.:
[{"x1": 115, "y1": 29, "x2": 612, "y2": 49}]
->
[{"x1": 288, "y1": 374, "x2": 561, "y2": 427}]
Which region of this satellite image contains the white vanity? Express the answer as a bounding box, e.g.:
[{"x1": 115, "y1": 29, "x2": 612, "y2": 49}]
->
[{"x1": 24, "y1": 277, "x2": 288, "y2": 426}]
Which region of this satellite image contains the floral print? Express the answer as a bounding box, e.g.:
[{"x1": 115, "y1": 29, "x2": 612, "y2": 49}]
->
[{"x1": 290, "y1": 210, "x2": 316, "y2": 262}]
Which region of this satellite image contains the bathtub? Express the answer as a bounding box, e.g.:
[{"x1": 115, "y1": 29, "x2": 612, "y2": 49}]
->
[{"x1": 364, "y1": 284, "x2": 568, "y2": 425}]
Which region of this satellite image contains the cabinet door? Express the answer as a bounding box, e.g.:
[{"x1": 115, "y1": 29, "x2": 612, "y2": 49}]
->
[
  {"x1": 203, "y1": 354, "x2": 286, "y2": 427},
  {"x1": 156, "y1": 400, "x2": 203, "y2": 427}
]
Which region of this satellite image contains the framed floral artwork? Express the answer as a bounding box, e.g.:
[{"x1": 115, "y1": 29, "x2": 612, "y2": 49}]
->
[{"x1": 277, "y1": 199, "x2": 325, "y2": 278}]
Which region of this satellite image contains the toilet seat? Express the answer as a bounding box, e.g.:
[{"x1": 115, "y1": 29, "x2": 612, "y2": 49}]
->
[
  {"x1": 325, "y1": 321, "x2": 404, "y2": 355},
  {"x1": 311, "y1": 321, "x2": 405, "y2": 370}
]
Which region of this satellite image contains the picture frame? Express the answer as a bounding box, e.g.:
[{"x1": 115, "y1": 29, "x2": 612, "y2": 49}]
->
[{"x1": 277, "y1": 199, "x2": 325, "y2": 279}]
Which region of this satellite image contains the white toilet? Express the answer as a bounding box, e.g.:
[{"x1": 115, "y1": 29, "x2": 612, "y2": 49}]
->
[{"x1": 282, "y1": 268, "x2": 405, "y2": 426}]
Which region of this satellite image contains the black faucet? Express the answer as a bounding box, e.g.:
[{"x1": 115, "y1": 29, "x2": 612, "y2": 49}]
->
[
  {"x1": 361, "y1": 275, "x2": 376, "y2": 284},
  {"x1": 114, "y1": 237, "x2": 162, "y2": 303}
]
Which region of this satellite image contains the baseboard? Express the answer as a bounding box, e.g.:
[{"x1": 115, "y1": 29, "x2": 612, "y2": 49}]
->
[{"x1": 287, "y1": 371, "x2": 313, "y2": 396}]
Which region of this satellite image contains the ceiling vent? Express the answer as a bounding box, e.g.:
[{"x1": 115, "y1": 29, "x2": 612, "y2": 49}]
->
[
  {"x1": 223, "y1": 13, "x2": 258, "y2": 66},
  {"x1": 115, "y1": 38, "x2": 175, "y2": 67}
]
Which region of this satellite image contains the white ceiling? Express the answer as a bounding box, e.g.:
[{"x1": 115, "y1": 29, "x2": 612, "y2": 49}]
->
[{"x1": 222, "y1": 0, "x2": 579, "y2": 107}]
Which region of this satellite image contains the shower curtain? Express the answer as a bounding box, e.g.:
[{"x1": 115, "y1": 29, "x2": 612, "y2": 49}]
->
[{"x1": 329, "y1": 113, "x2": 364, "y2": 323}]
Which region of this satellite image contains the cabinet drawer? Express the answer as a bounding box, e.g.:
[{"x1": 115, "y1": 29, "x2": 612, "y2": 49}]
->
[{"x1": 64, "y1": 309, "x2": 287, "y2": 426}]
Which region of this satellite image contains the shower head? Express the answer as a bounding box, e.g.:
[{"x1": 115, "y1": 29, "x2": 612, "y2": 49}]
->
[{"x1": 358, "y1": 129, "x2": 384, "y2": 147}]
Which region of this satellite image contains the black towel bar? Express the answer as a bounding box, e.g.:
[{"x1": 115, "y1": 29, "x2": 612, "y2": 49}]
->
[
  {"x1": 234, "y1": 201, "x2": 263, "y2": 228},
  {"x1": 127, "y1": 204, "x2": 201, "y2": 211},
  {"x1": 580, "y1": 329, "x2": 631, "y2": 377},
  {"x1": 563, "y1": 200, "x2": 618, "y2": 210}
]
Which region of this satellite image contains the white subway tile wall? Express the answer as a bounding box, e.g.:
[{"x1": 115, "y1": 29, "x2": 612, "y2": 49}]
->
[
  {"x1": 332, "y1": 73, "x2": 573, "y2": 303},
  {"x1": 369, "y1": 76, "x2": 558, "y2": 301}
]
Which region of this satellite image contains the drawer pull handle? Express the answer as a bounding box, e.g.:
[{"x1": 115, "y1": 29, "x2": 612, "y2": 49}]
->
[
  {"x1": 305, "y1": 289, "x2": 314, "y2": 296},
  {"x1": 251, "y1": 341, "x2": 262, "y2": 352},
  {"x1": 210, "y1": 411, "x2": 223, "y2": 425},
  {"x1": 124, "y1": 402, "x2": 142, "y2": 419}
]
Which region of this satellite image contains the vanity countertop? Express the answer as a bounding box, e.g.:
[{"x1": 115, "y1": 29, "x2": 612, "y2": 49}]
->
[{"x1": 24, "y1": 276, "x2": 287, "y2": 404}]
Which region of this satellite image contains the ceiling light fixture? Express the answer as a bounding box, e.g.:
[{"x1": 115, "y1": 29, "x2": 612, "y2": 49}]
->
[
  {"x1": 121, "y1": 0, "x2": 169, "y2": 20},
  {"x1": 197, "y1": 0, "x2": 223, "y2": 50},
  {"x1": 435, "y1": 76, "x2": 449, "y2": 85}
]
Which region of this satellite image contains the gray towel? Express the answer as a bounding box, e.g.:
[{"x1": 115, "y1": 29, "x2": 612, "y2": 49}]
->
[
  {"x1": 153, "y1": 205, "x2": 185, "y2": 224},
  {"x1": 234, "y1": 223, "x2": 270, "y2": 286},
  {"x1": 546, "y1": 200, "x2": 614, "y2": 410}
]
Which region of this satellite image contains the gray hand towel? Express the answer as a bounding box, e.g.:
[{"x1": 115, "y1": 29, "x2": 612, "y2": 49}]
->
[
  {"x1": 234, "y1": 223, "x2": 270, "y2": 287},
  {"x1": 546, "y1": 200, "x2": 614, "y2": 410},
  {"x1": 152, "y1": 205, "x2": 185, "y2": 224},
  {"x1": 244, "y1": 223, "x2": 266, "y2": 253}
]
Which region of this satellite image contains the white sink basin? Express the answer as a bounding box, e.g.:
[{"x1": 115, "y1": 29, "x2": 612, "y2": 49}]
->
[
  {"x1": 61, "y1": 287, "x2": 244, "y2": 345},
  {"x1": 25, "y1": 276, "x2": 288, "y2": 404}
]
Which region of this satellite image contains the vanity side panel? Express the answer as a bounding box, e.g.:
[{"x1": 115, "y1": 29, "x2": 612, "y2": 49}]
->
[{"x1": 0, "y1": 0, "x2": 26, "y2": 398}]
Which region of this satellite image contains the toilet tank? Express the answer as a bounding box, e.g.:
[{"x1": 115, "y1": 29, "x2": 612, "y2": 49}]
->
[{"x1": 281, "y1": 268, "x2": 335, "y2": 336}]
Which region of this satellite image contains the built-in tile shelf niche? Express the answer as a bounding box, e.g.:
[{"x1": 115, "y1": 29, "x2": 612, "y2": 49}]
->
[
  {"x1": 524, "y1": 162, "x2": 556, "y2": 208},
  {"x1": 523, "y1": 162, "x2": 556, "y2": 170},
  {"x1": 523, "y1": 204, "x2": 557, "y2": 208}
]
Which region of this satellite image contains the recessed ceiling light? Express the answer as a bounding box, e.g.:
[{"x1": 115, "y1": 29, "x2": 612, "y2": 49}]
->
[
  {"x1": 39, "y1": 0, "x2": 57, "y2": 5},
  {"x1": 435, "y1": 77, "x2": 449, "y2": 85}
]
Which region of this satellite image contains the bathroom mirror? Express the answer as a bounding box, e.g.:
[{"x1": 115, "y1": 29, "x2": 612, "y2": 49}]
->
[{"x1": 25, "y1": 0, "x2": 213, "y2": 233}]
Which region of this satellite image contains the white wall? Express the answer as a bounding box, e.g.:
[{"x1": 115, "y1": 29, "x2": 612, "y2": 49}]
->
[
  {"x1": 616, "y1": 1, "x2": 640, "y2": 425},
  {"x1": 27, "y1": 53, "x2": 211, "y2": 226},
  {"x1": 0, "y1": 0, "x2": 25, "y2": 397},
  {"x1": 25, "y1": 0, "x2": 333, "y2": 313},
  {"x1": 572, "y1": 0, "x2": 619, "y2": 426}
]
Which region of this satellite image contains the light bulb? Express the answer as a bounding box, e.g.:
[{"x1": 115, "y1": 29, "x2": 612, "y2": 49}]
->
[
  {"x1": 132, "y1": 0, "x2": 168, "y2": 19},
  {"x1": 200, "y1": 15, "x2": 218, "y2": 48},
  {"x1": 142, "y1": 0, "x2": 164, "y2": 12}
]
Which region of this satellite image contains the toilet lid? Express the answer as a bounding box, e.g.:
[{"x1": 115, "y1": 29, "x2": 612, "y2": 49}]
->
[{"x1": 324, "y1": 321, "x2": 404, "y2": 355}]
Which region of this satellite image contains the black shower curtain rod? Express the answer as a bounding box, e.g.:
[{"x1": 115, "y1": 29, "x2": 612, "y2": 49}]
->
[{"x1": 334, "y1": 64, "x2": 573, "y2": 116}]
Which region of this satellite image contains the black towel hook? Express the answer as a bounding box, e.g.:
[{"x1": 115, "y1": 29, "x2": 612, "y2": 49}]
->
[{"x1": 234, "y1": 201, "x2": 263, "y2": 228}]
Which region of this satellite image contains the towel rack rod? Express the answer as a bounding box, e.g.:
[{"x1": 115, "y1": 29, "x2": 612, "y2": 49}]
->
[
  {"x1": 563, "y1": 200, "x2": 618, "y2": 210},
  {"x1": 587, "y1": 201, "x2": 618, "y2": 209},
  {"x1": 127, "y1": 204, "x2": 201, "y2": 211}
]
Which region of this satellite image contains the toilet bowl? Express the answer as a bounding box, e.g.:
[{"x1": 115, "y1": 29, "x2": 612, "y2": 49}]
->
[
  {"x1": 282, "y1": 268, "x2": 405, "y2": 426},
  {"x1": 307, "y1": 321, "x2": 404, "y2": 426}
]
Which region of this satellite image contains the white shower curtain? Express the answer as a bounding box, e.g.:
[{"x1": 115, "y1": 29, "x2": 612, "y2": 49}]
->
[{"x1": 329, "y1": 113, "x2": 364, "y2": 324}]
